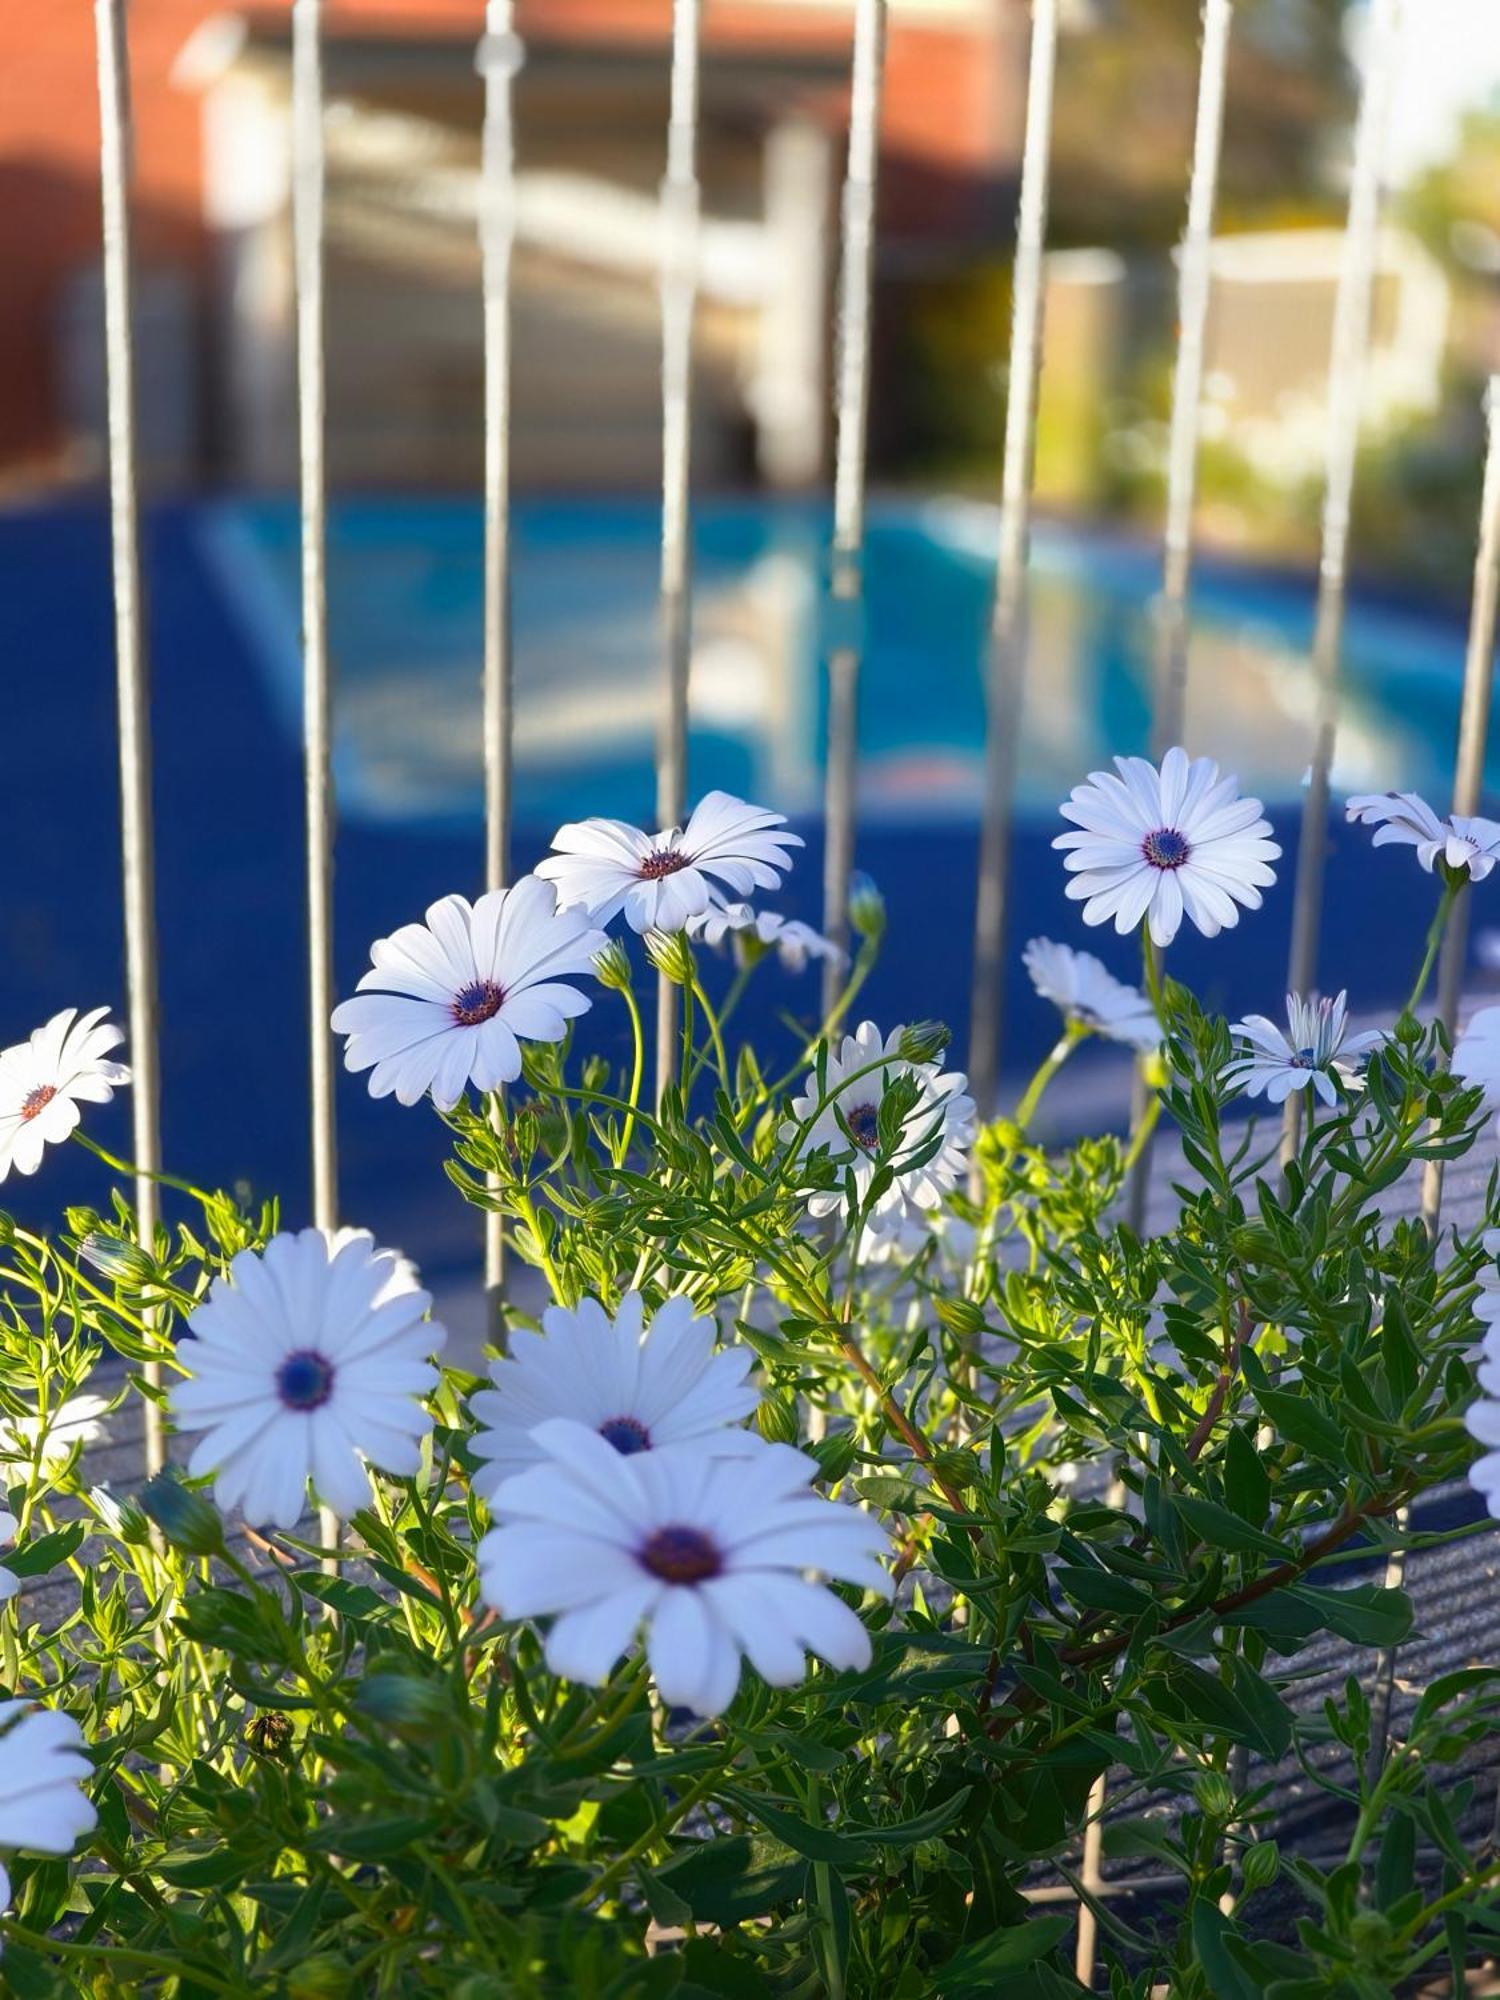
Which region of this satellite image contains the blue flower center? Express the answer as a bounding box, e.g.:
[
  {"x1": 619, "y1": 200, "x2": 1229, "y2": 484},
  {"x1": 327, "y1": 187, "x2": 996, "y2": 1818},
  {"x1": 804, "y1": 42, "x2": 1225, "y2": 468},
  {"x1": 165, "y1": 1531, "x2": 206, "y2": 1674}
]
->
[
  {"x1": 845, "y1": 1101, "x2": 881, "y2": 1151},
  {"x1": 1290, "y1": 1047, "x2": 1318, "y2": 1069},
  {"x1": 598, "y1": 1415, "x2": 652, "y2": 1455},
  {"x1": 1142, "y1": 827, "x2": 1191, "y2": 870},
  {"x1": 639, "y1": 1524, "x2": 722, "y2": 1585},
  {"x1": 451, "y1": 980, "x2": 505, "y2": 1027},
  {"x1": 275, "y1": 1349, "x2": 336, "y2": 1412}
]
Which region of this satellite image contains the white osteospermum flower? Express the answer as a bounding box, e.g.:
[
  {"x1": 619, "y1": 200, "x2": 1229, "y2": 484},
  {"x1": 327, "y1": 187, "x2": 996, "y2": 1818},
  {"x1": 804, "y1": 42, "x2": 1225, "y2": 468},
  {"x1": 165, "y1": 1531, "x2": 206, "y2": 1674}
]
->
[
  {"x1": 169, "y1": 1228, "x2": 446, "y2": 1530},
  {"x1": 1054, "y1": 747, "x2": 1280, "y2": 949},
  {"x1": 688, "y1": 903, "x2": 844, "y2": 976},
  {"x1": 860, "y1": 1204, "x2": 979, "y2": 1270},
  {"x1": 1022, "y1": 938, "x2": 1159, "y2": 1052},
  {"x1": 1227, "y1": 992, "x2": 1383, "y2": 1108},
  {"x1": 478, "y1": 1420, "x2": 890, "y2": 1718},
  {"x1": 784, "y1": 1021, "x2": 976, "y2": 1236},
  {"x1": 469, "y1": 1292, "x2": 760, "y2": 1495},
  {"x1": 1346, "y1": 791, "x2": 1500, "y2": 882},
  {"x1": 1453, "y1": 1008, "x2": 1500, "y2": 1113},
  {"x1": 0, "y1": 1009, "x2": 130, "y2": 1184},
  {"x1": 0, "y1": 1395, "x2": 111, "y2": 1474},
  {"x1": 331, "y1": 876, "x2": 608, "y2": 1112},
  {"x1": 536, "y1": 791, "x2": 802, "y2": 935},
  {"x1": 0, "y1": 1702, "x2": 96, "y2": 1871}
]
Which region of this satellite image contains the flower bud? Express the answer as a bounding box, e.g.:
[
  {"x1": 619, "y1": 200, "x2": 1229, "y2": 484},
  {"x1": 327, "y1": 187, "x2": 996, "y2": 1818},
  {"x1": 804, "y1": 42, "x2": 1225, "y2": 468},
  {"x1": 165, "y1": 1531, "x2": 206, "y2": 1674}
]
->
[
  {"x1": 848, "y1": 872, "x2": 885, "y2": 942},
  {"x1": 1193, "y1": 1771, "x2": 1234, "y2": 1820},
  {"x1": 1240, "y1": 1840, "x2": 1279, "y2": 1893},
  {"x1": 897, "y1": 1020, "x2": 950, "y2": 1065},
  {"x1": 288, "y1": 1958, "x2": 357, "y2": 2000},
  {"x1": 809, "y1": 1429, "x2": 857, "y2": 1485},
  {"x1": 245, "y1": 1710, "x2": 296, "y2": 1762},
  {"x1": 643, "y1": 928, "x2": 695, "y2": 987},
  {"x1": 78, "y1": 1231, "x2": 153, "y2": 1284},
  {"x1": 138, "y1": 1470, "x2": 225, "y2": 1557},
  {"x1": 90, "y1": 1485, "x2": 151, "y2": 1546},
  {"x1": 592, "y1": 938, "x2": 633, "y2": 993},
  {"x1": 935, "y1": 1296, "x2": 985, "y2": 1339},
  {"x1": 755, "y1": 1394, "x2": 799, "y2": 1446}
]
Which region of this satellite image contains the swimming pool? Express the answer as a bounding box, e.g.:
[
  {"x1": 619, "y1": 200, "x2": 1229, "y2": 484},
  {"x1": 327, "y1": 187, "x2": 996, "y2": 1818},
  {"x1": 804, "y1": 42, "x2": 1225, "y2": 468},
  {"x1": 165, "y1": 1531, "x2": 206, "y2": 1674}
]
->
[{"x1": 194, "y1": 493, "x2": 1478, "y2": 836}]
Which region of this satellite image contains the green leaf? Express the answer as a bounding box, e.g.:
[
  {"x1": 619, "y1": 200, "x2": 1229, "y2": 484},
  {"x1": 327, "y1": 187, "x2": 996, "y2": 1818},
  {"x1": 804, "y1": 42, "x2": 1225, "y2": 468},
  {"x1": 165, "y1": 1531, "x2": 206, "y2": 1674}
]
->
[
  {"x1": 1223, "y1": 1426, "x2": 1271, "y2": 1528},
  {"x1": 1191, "y1": 1902, "x2": 1262, "y2": 2000},
  {"x1": 1254, "y1": 1388, "x2": 1344, "y2": 1462},
  {"x1": 1174, "y1": 1494, "x2": 1290, "y2": 1561},
  {"x1": 3, "y1": 1521, "x2": 86, "y2": 1577},
  {"x1": 937, "y1": 1914, "x2": 1073, "y2": 1990}
]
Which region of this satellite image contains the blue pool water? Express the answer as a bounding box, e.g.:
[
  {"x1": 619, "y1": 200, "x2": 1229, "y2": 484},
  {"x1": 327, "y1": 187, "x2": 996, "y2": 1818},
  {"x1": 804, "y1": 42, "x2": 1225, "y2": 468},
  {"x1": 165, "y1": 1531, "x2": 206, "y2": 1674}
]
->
[
  {"x1": 2, "y1": 493, "x2": 1492, "y2": 1280},
  {"x1": 196, "y1": 493, "x2": 1478, "y2": 835}
]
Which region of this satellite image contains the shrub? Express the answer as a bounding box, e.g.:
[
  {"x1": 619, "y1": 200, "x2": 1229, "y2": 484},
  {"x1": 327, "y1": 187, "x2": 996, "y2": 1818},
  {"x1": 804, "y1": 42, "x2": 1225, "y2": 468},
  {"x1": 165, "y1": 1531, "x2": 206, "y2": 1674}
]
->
[{"x1": 0, "y1": 758, "x2": 1498, "y2": 1997}]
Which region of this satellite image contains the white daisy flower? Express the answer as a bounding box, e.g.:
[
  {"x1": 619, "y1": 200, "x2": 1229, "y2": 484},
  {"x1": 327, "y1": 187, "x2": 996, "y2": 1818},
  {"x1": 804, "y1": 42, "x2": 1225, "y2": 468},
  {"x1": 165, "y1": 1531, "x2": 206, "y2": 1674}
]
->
[
  {"x1": 169, "y1": 1227, "x2": 446, "y2": 1530},
  {"x1": 331, "y1": 876, "x2": 607, "y2": 1112},
  {"x1": 1346, "y1": 791, "x2": 1500, "y2": 882},
  {"x1": 784, "y1": 1021, "x2": 976, "y2": 1237},
  {"x1": 0, "y1": 1395, "x2": 111, "y2": 1474},
  {"x1": 860, "y1": 1204, "x2": 979, "y2": 1269},
  {"x1": 0, "y1": 1009, "x2": 130, "y2": 1184},
  {"x1": 1054, "y1": 747, "x2": 1280, "y2": 949},
  {"x1": 1227, "y1": 992, "x2": 1383, "y2": 1108},
  {"x1": 0, "y1": 1702, "x2": 96, "y2": 1869},
  {"x1": 469, "y1": 1291, "x2": 761, "y2": 1496},
  {"x1": 477, "y1": 1419, "x2": 890, "y2": 1718},
  {"x1": 1453, "y1": 1008, "x2": 1500, "y2": 1113},
  {"x1": 1022, "y1": 938, "x2": 1159, "y2": 1051},
  {"x1": 536, "y1": 791, "x2": 802, "y2": 935},
  {"x1": 688, "y1": 903, "x2": 844, "y2": 976}
]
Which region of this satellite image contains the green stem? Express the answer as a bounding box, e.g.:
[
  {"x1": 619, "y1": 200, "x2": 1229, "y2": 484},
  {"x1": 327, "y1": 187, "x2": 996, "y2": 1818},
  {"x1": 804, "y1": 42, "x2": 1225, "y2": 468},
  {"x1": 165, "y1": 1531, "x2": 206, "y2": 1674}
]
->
[
  {"x1": 0, "y1": 1922, "x2": 240, "y2": 1992},
  {"x1": 71, "y1": 1131, "x2": 210, "y2": 1203},
  {"x1": 616, "y1": 984, "x2": 646, "y2": 1167},
  {"x1": 1405, "y1": 877, "x2": 1462, "y2": 1015},
  {"x1": 1122, "y1": 1090, "x2": 1162, "y2": 1177},
  {"x1": 1140, "y1": 919, "x2": 1167, "y2": 1019},
  {"x1": 691, "y1": 979, "x2": 731, "y2": 1091},
  {"x1": 1012, "y1": 1024, "x2": 1087, "y2": 1133},
  {"x1": 579, "y1": 1760, "x2": 727, "y2": 1906},
  {"x1": 761, "y1": 943, "x2": 876, "y2": 1099},
  {"x1": 513, "y1": 1188, "x2": 567, "y2": 1306}
]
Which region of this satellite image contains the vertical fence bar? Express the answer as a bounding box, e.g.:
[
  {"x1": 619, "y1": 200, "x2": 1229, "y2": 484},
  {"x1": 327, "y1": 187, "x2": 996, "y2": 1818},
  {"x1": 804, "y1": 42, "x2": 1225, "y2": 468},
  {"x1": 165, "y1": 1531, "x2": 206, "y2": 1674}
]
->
[
  {"x1": 1281, "y1": 0, "x2": 1401, "y2": 1061},
  {"x1": 479, "y1": 4, "x2": 521, "y2": 1331},
  {"x1": 966, "y1": 0, "x2": 1058, "y2": 1105},
  {"x1": 1422, "y1": 380, "x2": 1500, "y2": 1231},
  {"x1": 94, "y1": 0, "x2": 165, "y2": 1478},
  {"x1": 293, "y1": 0, "x2": 340, "y2": 1555},
  {"x1": 655, "y1": 0, "x2": 703, "y2": 1098},
  {"x1": 1149, "y1": 0, "x2": 1233, "y2": 753},
  {"x1": 820, "y1": 0, "x2": 888, "y2": 1014},
  {"x1": 294, "y1": 0, "x2": 337, "y2": 1237},
  {"x1": 1121, "y1": 0, "x2": 1233, "y2": 1233}
]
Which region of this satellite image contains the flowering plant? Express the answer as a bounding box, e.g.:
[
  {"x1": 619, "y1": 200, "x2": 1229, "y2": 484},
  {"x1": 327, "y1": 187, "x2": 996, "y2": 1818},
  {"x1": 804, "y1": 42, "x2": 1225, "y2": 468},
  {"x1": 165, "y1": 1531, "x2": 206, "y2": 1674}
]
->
[{"x1": 2, "y1": 765, "x2": 1500, "y2": 1997}]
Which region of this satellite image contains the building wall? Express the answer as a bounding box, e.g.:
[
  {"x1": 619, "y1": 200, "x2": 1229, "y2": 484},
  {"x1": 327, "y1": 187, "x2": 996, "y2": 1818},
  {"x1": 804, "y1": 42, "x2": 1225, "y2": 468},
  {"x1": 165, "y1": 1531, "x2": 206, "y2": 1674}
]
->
[{"x1": 0, "y1": 0, "x2": 1023, "y2": 483}]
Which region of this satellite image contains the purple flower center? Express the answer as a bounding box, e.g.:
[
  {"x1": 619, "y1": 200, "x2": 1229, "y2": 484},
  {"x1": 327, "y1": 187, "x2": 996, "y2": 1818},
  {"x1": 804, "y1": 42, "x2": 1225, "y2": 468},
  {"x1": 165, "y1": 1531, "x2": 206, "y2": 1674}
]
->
[
  {"x1": 1142, "y1": 827, "x2": 1191, "y2": 870},
  {"x1": 19, "y1": 1085, "x2": 56, "y2": 1122},
  {"x1": 639, "y1": 1524, "x2": 722, "y2": 1585},
  {"x1": 276, "y1": 1349, "x2": 336, "y2": 1412},
  {"x1": 451, "y1": 980, "x2": 505, "y2": 1027},
  {"x1": 638, "y1": 847, "x2": 691, "y2": 881},
  {"x1": 844, "y1": 1101, "x2": 881, "y2": 1152},
  {"x1": 598, "y1": 1415, "x2": 652, "y2": 1456},
  {"x1": 1291, "y1": 1047, "x2": 1318, "y2": 1069}
]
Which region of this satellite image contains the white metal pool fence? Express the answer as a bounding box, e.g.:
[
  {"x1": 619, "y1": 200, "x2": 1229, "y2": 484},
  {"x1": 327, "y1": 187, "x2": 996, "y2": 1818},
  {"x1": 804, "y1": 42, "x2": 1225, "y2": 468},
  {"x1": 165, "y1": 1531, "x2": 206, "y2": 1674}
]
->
[{"x1": 84, "y1": 1, "x2": 1500, "y2": 1982}]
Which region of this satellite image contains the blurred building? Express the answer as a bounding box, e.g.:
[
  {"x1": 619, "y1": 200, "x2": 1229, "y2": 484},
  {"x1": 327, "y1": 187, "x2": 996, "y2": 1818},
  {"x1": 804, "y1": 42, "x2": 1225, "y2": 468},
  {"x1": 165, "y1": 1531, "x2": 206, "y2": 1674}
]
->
[{"x1": 0, "y1": 0, "x2": 1033, "y2": 492}]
